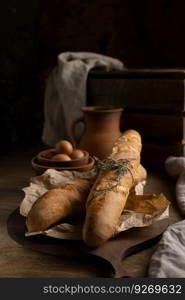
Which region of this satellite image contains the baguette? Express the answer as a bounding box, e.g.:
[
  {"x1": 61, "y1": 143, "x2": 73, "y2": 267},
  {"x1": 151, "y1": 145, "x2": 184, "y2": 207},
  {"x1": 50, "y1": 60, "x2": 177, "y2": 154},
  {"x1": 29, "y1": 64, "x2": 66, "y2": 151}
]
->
[
  {"x1": 83, "y1": 130, "x2": 146, "y2": 247},
  {"x1": 26, "y1": 179, "x2": 91, "y2": 233}
]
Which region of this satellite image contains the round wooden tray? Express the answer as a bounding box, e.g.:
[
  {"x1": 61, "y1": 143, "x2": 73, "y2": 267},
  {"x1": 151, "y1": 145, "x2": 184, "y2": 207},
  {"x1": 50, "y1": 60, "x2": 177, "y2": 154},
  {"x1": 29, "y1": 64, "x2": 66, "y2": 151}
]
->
[
  {"x1": 7, "y1": 208, "x2": 169, "y2": 278},
  {"x1": 31, "y1": 155, "x2": 95, "y2": 175}
]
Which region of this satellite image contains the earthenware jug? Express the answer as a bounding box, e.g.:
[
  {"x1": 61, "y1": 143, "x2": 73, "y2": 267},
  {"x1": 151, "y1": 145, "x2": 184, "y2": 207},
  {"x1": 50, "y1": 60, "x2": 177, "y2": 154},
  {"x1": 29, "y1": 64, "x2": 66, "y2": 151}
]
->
[{"x1": 71, "y1": 106, "x2": 123, "y2": 159}]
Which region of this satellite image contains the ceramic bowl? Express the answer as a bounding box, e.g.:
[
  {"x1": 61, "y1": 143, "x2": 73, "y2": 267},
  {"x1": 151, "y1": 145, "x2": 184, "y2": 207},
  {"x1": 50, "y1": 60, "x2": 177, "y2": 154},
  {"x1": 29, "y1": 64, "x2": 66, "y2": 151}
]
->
[
  {"x1": 37, "y1": 148, "x2": 89, "y2": 167},
  {"x1": 31, "y1": 156, "x2": 95, "y2": 175}
]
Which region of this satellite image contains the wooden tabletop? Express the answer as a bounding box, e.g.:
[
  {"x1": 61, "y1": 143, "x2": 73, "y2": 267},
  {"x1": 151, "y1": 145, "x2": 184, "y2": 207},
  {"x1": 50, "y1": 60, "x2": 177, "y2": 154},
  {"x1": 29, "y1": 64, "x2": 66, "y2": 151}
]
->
[{"x1": 0, "y1": 147, "x2": 182, "y2": 277}]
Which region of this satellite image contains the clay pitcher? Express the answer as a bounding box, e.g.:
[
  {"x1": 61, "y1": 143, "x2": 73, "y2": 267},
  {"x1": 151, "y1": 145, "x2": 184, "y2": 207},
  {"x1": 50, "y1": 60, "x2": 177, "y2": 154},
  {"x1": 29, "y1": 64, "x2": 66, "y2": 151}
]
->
[{"x1": 71, "y1": 106, "x2": 123, "y2": 159}]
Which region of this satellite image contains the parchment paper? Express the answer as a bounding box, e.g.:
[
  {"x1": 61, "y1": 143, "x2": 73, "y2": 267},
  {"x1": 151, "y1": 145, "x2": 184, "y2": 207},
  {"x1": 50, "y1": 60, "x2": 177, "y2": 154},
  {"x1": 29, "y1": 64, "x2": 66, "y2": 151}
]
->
[{"x1": 20, "y1": 169, "x2": 169, "y2": 240}]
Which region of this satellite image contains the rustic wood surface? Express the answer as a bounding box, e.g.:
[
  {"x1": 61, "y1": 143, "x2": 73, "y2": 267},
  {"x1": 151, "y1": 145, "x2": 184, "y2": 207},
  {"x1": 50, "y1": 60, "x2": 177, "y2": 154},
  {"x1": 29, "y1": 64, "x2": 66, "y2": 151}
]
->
[
  {"x1": 8, "y1": 209, "x2": 169, "y2": 278},
  {"x1": 0, "y1": 147, "x2": 182, "y2": 277}
]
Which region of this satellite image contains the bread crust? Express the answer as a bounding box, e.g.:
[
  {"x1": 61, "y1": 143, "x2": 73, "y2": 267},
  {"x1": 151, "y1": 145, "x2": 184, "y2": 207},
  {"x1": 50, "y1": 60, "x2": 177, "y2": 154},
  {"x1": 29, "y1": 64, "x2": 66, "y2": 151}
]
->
[{"x1": 26, "y1": 179, "x2": 91, "y2": 233}]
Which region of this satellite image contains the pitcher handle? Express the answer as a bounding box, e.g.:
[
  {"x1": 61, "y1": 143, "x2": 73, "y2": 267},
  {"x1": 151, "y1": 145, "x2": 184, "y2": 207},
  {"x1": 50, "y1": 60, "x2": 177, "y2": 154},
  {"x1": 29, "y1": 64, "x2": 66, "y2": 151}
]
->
[{"x1": 70, "y1": 117, "x2": 85, "y2": 146}]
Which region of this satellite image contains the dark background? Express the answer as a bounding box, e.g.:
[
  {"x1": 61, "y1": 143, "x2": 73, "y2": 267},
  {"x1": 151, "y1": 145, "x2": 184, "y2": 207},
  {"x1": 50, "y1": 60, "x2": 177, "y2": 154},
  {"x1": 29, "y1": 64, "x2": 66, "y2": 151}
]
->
[{"x1": 0, "y1": 0, "x2": 185, "y2": 151}]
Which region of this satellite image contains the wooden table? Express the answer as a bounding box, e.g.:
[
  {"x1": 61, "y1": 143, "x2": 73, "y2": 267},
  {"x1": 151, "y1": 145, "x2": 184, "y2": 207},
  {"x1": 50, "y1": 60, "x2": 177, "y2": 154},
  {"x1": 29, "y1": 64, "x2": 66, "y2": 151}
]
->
[{"x1": 0, "y1": 147, "x2": 182, "y2": 277}]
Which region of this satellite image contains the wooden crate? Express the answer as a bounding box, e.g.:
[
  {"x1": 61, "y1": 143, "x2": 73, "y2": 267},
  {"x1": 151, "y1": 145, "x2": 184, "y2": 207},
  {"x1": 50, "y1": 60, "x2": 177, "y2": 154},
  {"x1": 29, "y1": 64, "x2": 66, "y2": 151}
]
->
[
  {"x1": 121, "y1": 111, "x2": 185, "y2": 142},
  {"x1": 87, "y1": 69, "x2": 185, "y2": 111},
  {"x1": 141, "y1": 141, "x2": 185, "y2": 171},
  {"x1": 87, "y1": 69, "x2": 185, "y2": 170}
]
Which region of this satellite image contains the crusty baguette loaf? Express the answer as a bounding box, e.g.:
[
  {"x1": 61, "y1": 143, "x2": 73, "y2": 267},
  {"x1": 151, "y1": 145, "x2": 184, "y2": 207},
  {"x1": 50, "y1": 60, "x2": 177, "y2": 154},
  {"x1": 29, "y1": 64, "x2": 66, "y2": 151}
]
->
[
  {"x1": 26, "y1": 179, "x2": 91, "y2": 233},
  {"x1": 83, "y1": 130, "x2": 146, "y2": 247}
]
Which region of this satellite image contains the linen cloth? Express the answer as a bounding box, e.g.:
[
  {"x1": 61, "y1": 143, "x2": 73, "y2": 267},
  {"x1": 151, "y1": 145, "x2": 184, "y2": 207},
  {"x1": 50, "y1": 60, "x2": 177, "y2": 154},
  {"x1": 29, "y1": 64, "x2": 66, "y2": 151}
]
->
[
  {"x1": 42, "y1": 52, "x2": 124, "y2": 146},
  {"x1": 148, "y1": 156, "x2": 185, "y2": 277},
  {"x1": 148, "y1": 220, "x2": 185, "y2": 278}
]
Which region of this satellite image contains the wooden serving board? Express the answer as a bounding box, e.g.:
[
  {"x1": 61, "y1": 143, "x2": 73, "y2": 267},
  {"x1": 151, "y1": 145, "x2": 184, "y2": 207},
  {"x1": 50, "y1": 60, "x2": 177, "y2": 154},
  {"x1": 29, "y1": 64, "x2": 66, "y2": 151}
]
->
[{"x1": 7, "y1": 208, "x2": 169, "y2": 278}]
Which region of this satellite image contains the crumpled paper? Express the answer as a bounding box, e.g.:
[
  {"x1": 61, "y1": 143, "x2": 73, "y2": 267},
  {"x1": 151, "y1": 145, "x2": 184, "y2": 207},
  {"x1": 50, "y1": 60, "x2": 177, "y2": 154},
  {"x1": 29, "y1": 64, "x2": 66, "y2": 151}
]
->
[{"x1": 20, "y1": 169, "x2": 169, "y2": 240}]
